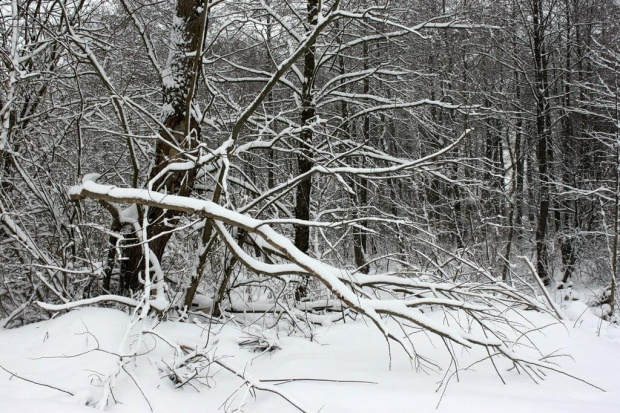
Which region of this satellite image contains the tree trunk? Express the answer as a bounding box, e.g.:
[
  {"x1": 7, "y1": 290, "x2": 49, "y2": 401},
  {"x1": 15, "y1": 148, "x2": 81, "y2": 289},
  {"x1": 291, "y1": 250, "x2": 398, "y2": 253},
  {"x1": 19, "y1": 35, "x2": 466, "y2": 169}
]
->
[
  {"x1": 532, "y1": 0, "x2": 553, "y2": 286},
  {"x1": 294, "y1": 0, "x2": 318, "y2": 300},
  {"x1": 353, "y1": 40, "x2": 371, "y2": 274},
  {"x1": 121, "y1": 0, "x2": 207, "y2": 293}
]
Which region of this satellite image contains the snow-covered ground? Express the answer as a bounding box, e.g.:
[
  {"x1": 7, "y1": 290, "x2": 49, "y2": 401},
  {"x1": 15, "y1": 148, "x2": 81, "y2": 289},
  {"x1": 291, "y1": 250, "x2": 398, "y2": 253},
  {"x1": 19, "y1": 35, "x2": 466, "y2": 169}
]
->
[{"x1": 1, "y1": 301, "x2": 619, "y2": 413}]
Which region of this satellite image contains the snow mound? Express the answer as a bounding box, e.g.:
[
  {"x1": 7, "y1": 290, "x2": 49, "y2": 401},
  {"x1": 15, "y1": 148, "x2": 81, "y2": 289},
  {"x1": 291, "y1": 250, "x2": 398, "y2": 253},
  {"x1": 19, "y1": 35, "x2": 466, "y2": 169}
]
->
[{"x1": 0, "y1": 306, "x2": 619, "y2": 412}]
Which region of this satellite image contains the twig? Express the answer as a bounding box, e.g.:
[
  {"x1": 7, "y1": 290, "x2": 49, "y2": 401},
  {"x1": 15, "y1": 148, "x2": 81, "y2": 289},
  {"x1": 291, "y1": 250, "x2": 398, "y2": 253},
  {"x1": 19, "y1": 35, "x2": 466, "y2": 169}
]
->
[
  {"x1": 263, "y1": 377, "x2": 378, "y2": 385},
  {"x1": 519, "y1": 256, "x2": 565, "y2": 320},
  {"x1": 486, "y1": 347, "x2": 506, "y2": 385},
  {"x1": 0, "y1": 297, "x2": 32, "y2": 328},
  {"x1": 213, "y1": 358, "x2": 313, "y2": 413},
  {"x1": 122, "y1": 365, "x2": 153, "y2": 412},
  {"x1": 0, "y1": 363, "x2": 74, "y2": 396}
]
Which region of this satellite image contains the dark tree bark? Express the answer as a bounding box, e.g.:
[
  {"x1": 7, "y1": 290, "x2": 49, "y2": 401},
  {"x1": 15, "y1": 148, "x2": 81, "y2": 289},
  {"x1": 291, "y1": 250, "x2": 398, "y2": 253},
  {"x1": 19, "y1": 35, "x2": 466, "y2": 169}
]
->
[
  {"x1": 121, "y1": 0, "x2": 207, "y2": 293},
  {"x1": 532, "y1": 0, "x2": 553, "y2": 286},
  {"x1": 294, "y1": 0, "x2": 318, "y2": 300},
  {"x1": 558, "y1": 0, "x2": 577, "y2": 286},
  {"x1": 353, "y1": 40, "x2": 370, "y2": 274}
]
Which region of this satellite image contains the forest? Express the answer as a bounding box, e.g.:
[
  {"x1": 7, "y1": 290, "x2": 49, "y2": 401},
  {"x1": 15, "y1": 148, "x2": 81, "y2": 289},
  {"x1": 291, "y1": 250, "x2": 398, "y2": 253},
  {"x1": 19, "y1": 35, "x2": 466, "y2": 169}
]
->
[{"x1": 1, "y1": 0, "x2": 620, "y2": 412}]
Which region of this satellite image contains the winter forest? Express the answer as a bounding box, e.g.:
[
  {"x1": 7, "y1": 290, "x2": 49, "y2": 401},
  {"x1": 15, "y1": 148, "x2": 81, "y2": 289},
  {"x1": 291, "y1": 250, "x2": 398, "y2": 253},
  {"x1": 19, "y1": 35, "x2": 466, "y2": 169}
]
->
[{"x1": 1, "y1": 0, "x2": 620, "y2": 411}]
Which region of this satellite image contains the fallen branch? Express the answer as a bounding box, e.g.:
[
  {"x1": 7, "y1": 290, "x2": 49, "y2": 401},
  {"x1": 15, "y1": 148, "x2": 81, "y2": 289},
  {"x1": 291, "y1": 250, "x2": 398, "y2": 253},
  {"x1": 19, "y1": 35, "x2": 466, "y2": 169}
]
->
[
  {"x1": 69, "y1": 176, "x2": 598, "y2": 394},
  {"x1": 37, "y1": 295, "x2": 141, "y2": 311}
]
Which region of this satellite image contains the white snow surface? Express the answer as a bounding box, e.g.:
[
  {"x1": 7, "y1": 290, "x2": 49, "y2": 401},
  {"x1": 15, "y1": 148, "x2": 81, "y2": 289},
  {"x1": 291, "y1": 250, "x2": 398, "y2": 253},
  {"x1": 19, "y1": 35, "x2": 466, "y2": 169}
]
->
[{"x1": 0, "y1": 302, "x2": 619, "y2": 413}]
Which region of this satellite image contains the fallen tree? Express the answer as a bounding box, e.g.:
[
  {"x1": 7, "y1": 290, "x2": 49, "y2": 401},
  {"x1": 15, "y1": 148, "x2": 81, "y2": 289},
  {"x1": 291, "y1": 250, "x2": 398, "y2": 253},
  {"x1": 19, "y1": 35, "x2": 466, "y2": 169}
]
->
[{"x1": 52, "y1": 174, "x2": 603, "y2": 398}]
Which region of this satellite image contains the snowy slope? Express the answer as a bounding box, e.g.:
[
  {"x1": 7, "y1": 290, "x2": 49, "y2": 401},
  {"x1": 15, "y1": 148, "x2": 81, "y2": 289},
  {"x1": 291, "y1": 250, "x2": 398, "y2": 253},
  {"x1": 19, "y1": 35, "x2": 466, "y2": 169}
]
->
[{"x1": 0, "y1": 303, "x2": 619, "y2": 413}]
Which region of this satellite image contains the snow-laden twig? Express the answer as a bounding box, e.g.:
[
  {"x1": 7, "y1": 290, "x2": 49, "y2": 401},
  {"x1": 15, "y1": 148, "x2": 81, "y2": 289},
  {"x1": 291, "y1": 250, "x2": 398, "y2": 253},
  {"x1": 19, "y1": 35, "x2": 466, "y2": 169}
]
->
[
  {"x1": 519, "y1": 256, "x2": 565, "y2": 320},
  {"x1": 0, "y1": 292, "x2": 35, "y2": 328},
  {"x1": 37, "y1": 295, "x2": 140, "y2": 311}
]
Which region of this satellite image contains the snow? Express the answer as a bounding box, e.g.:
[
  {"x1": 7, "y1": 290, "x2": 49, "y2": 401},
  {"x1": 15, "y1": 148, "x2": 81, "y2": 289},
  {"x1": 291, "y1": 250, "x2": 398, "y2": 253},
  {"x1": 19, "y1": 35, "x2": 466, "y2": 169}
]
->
[
  {"x1": 1, "y1": 302, "x2": 620, "y2": 412},
  {"x1": 68, "y1": 178, "x2": 602, "y2": 356}
]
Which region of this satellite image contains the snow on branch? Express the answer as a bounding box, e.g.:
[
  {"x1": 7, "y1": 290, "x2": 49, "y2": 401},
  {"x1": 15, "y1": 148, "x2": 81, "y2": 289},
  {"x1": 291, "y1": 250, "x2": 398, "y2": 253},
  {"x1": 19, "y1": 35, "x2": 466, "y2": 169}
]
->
[
  {"x1": 67, "y1": 174, "x2": 566, "y2": 362},
  {"x1": 37, "y1": 295, "x2": 141, "y2": 311}
]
